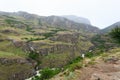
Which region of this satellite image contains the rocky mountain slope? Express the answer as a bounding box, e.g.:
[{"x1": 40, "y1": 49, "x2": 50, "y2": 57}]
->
[
  {"x1": 0, "y1": 11, "x2": 99, "y2": 33},
  {"x1": 0, "y1": 11, "x2": 119, "y2": 80},
  {"x1": 0, "y1": 11, "x2": 100, "y2": 80}
]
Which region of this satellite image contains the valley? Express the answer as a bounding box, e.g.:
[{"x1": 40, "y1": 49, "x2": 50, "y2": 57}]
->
[{"x1": 0, "y1": 11, "x2": 119, "y2": 80}]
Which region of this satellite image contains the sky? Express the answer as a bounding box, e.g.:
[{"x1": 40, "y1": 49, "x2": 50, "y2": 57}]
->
[{"x1": 0, "y1": 0, "x2": 120, "y2": 29}]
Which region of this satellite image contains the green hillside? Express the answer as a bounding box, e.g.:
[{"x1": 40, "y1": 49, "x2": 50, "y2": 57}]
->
[{"x1": 0, "y1": 11, "x2": 119, "y2": 80}]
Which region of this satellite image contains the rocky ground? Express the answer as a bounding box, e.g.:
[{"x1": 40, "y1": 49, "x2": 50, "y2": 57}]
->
[{"x1": 51, "y1": 48, "x2": 120, "y2": 80}]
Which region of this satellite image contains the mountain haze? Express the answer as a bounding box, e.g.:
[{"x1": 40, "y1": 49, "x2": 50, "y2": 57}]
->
[{"x1": 62, "y1": 15, "x2": 91, "y2": 25}]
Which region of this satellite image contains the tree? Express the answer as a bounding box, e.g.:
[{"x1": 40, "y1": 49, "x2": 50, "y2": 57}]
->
[{"x1": 109, "y1": 26, "x2": 120, "y2": 43}]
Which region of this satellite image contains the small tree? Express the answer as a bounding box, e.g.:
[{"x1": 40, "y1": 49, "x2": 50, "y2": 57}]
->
[{"x1": 109, "y1": 26, "x2": 120, "y2": 43}]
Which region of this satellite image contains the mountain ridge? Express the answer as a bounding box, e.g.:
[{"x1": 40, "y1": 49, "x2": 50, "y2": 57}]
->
[
  {"x1": 62, "y1": 15, "x2": 91, "y2": 25},
  {"x1": 0, "y1": 11, "x2": 99, "y2": 33},
  {"x1": 101, "y1": 21, "x2": 120, "y2": 33}
]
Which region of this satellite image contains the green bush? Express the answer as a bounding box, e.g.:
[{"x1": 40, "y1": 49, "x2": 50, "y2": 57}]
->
[
  {"x1": 26, "y1": 26, "x2": 32, "y2": 32},
  {"x1": 69, "y1": 56, "x2": 83, "y2": 64},
  {"x1": 69, "y1": 63, "x2": 83, "y2": 71},
  {"x1": 32, "y1": 76, "x2": 40, "y2": 80},
  {"x1": 85, "y1": 52, "x2": 94, "y2": 58},
  {"x1": 32, "y1": 68, "x2": 60, "y2": 80},
  {"x1": 43, "y1": 32, "x2": 55, "y2": 39},
  {"x1": 28, "y1": 51, "x2": 39, "y2": 60},
  {"x1": 109, "y1": 26, "x2": 120, "y2": 43},
  {"x1": 40, "y1": 68, "x2": 60, "y2": 79}
]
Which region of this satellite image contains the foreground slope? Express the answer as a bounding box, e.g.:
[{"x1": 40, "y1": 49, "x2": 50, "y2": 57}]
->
[{"x1": 51, "y1": 48, "x2": 120, "y2": 80}]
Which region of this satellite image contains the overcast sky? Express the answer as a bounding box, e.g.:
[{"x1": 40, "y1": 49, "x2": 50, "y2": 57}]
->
[{"x1": 0, "y1": 0, "x2": 120, "y2": 29}]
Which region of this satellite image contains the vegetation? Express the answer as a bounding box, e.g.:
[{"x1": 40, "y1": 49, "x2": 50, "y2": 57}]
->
[
  {"x1": 68, "y1": 63, "x2": 83, "y2": 71},
  {"x1": 43, "y1": 28, "x2": 66, "y2": 39},
  {"x1": 28, "y1": 51, "x2": 42, "y2": 69},
  {"x1": 0, "y1": 11, "x2": 120, "y2": 80},
  {"x1": 22, "y1": 37, "x2": 45, "y2": 42},
  {"x1": 68, "y1": 56, "x2": 83, "y2": 64},
  {"x1": 28, "y1": 51, "x2": 39, "y2": 60},
  {"x1": 5, "y1": 19, "x2": 23, "y2": 27},
  {"x1": 26, "y1": 26, "x2": 33, "y2": 32},
  {"x1": 32, "y1": 68, "x2": 60, "y2": 80},
  {"x1": 109, "y1": 26, "x2": 120, "y2": 43}
]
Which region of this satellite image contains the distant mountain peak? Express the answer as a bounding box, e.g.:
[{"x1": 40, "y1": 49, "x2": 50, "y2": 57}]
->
[{"x1": 62, "y1": 15, "x2": 91, "y2": 25}]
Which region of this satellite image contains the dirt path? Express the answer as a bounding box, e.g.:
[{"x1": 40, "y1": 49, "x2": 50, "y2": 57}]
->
[{"x1": 51, "y1": 51, "x2": 120, "y2": 80}]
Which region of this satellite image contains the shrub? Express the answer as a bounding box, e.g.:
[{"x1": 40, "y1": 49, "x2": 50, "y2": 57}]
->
[
  {"x1": 85, "y1": 52, "x2": 94, "y2": 58},
  {"x1": 43, "y1": 32, "x2": 55, "y2": 39},
  {"x1": 40, "y1": 68, "x2": 60, "y2": 79},
  {"x1": 26, "y1": 26, "x2": 32, "y2": 32},
  {"x1": 109, "y1": 26, "x2": 120, "y2": 43},
  {"x1": 69, "y1": 56, "x2": 83, "y2": 64},
  {"x1": 32, "y1": 68, "x2": 60, "y2": 80},
  {"x1": 69, "y1": 63, "x2": 83, "y2": 71},
  {"x1": 28, "y1": 51, "x2": 39, "y2": 60},
  {"x1": 32, "y1": 76, "x2": 40, "y2": 80}
]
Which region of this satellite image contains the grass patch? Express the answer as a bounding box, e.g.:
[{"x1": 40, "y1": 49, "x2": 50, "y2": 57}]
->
[
  {"x1": 68, "y1": 63, "x2": 83, "y2": 71},
  {"x1": 0, "y1": 51, "x2": 20, "y2": 58}
]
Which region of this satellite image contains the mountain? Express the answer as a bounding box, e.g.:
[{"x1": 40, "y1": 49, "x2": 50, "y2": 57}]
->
[
  {"x1": 39, "y1": 16, "x2": 99, "y2": 33},
  {"x1": 62, "y1": 15, "x2": 91, "y2": 25},
  {"x1": 0, "y1": 11, "x2": 99, "y2": 33},
  {"x1": 0, "y1": 11, "x2": 99, "y2": 80},
  {"x1": 0, "y1": 11, "x2": 119, "y2": 80},
  {"x1": 101, "y1": 21, "x2": 120, "y2": 33}
]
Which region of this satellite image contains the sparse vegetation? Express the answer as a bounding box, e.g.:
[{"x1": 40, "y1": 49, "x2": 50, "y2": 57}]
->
[{"x1": 22, "y1": 37, "x2": 45, "y2": 42}]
